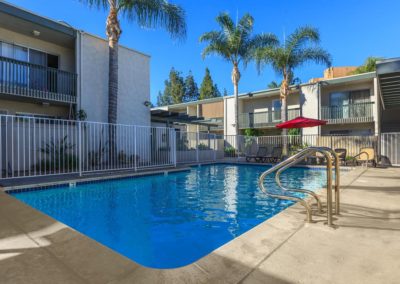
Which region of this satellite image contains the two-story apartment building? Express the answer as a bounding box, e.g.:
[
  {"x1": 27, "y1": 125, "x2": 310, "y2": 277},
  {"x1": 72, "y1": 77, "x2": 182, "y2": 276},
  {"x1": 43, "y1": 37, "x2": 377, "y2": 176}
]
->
[
  {"x1": 0, "y1": 1, "x2": 150, "y2": 126},
  {"x1": 153, "y1": 67, "x2": 382, "y2": 137}
]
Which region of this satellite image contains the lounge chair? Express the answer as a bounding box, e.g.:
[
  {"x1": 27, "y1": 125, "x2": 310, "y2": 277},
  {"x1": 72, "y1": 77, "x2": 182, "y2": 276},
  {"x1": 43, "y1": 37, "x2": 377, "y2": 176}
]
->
[
  {"x1": 245, "y1": 146, "x2": 268, "y2": 163},
  {"x1": 349, "y1": 147, "x2": 376, "y2": 167},
  {"x1": 266, "y1": 147, "x2": 282, "y2": 163},
  {"x1": 334, "y1": 148, "x2": 347, "y2": 165}
]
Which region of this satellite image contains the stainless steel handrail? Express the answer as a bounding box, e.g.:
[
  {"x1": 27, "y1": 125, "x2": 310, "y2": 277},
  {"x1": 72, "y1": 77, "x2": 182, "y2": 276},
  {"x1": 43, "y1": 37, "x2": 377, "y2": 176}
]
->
[
  {"x1": 276, "y1": 147, "x2": 340, "y2": 215},
  {"x1": 258, "y1": 147, "x2": 340, "y2": 226}
]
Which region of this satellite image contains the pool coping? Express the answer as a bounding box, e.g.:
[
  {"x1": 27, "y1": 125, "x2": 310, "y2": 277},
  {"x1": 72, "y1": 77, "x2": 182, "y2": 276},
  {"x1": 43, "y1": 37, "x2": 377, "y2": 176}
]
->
[
  {"x1": 2, "y1": 162, "x2": 354, "y2": 193},
  {"x1": 0, "y1": 165, "x2": 365, "y2": 283}
]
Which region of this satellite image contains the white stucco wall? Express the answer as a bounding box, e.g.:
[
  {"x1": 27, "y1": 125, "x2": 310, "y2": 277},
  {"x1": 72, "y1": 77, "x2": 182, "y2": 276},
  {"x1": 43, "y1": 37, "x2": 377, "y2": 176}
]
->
[
  {"x1": 78, "y1": 32, "x2": 150, "y2": 126},
  {"x1": 224, "y1": 96, "x2": 237, "y2": 136},
  {"x1": 301, "y1": 84, "x2": 320, "y2": 135}
]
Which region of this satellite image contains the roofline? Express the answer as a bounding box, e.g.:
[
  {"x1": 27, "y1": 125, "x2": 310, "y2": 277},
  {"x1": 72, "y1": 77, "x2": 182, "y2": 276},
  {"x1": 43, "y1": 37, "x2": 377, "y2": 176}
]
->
[
  {"x1": 318, "y1": 71, "x2": 376, "y2": 85},
  {"x1": 0, "y1": 0, "x2": 76, "y2": 37}
]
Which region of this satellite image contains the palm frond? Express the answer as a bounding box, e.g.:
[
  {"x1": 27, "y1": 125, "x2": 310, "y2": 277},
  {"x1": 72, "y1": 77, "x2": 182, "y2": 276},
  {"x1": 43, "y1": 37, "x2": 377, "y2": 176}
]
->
[
  {"x1": 285, "y1": 26, "x2": 320, "y2": 54},
  {"x1": 215, "y1": 12, "x2": 236, "y2": 38},
  {"x1": 121, "y1": 0, "x2": 186, "y2": 39},
  {"x1": 80, "y1": 0, "x2": 186, "y2": 39},
  {"x1": 291, "y1": 47, "x2": 332, "y2": 68}
]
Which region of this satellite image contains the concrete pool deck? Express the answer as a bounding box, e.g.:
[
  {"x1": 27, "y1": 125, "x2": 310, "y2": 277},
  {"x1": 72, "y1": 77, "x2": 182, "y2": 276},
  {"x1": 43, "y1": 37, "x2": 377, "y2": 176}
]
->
[{"x1": 0, "y1": 167, "x2": 399, "y2": 283}]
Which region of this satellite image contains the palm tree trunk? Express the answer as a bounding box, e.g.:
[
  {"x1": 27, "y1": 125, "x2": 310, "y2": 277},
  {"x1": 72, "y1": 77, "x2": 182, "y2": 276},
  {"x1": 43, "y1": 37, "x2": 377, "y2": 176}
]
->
[
  {"x1": 231, "y1": 63, "x2": 241, "y2": 136},
  {"x1": 106, "y1": 3, "x2": 121, "y2": 167},
  {"x1": 280, "y1": 77, "x2": 289, "y2": 157},
  {"x1": 231, "y1": 64, "x2": 241, "y2": 155}
]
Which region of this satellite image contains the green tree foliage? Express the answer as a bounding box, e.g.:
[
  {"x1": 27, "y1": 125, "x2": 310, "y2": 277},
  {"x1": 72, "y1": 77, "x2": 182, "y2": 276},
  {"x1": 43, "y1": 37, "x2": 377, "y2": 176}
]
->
[
  {"x1": 169, "y1": 68, "x2": 185, "y2": 104},
  {"x1": 199, "y1": 68, "x2": 221, "y2": 99},
  {"x1": 268, "y1": 78, "x2": 302, "y2": 89},
  {"x1": 183, "y1": 71, "x2": 199, "y2": 102},
  {"x1": 157, "y1": 68, "x2": 185, "y2": 106},
  {"x1": 352, "y1": 57, "x2": 383, "y2": 74}
]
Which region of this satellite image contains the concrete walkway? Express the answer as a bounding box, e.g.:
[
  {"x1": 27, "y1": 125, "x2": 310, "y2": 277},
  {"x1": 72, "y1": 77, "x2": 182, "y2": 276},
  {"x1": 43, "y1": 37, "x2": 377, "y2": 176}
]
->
[
  {"x1": 0, "y1": 167, "x2": 399, "y2": 283},
  {"x1": 242, "y1": 167, "x2": 400, "y2": 284}
]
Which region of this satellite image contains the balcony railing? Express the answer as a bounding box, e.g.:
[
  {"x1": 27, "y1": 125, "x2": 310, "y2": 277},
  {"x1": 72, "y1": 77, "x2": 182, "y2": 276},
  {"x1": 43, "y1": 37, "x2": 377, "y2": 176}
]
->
[
  {"x1": 0, "y1": 56, "x2": 77, "y2": 103},
  {"x1": 199, "y1": 117, "x2": 224, "y2": 132},
  {"x1": 239, "y1": 108, "x2": 300, "y2": 129},
  {"x1": 321, "y1": 102, "x2": 374, "y2": 124}
]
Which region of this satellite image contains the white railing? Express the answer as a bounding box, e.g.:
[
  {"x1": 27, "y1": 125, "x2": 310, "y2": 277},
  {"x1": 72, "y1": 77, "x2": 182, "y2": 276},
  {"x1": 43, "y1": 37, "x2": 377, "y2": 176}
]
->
[
  {"x1": 381, "y1": 133, "x2": 400, "y2": 166},
  {"x1": 0, "y1": 114, "x2": 391, "y2": 180},
  {"x1": 175, "y1": 131, "x2": 222, "y2": 164},
  {"x1": 0, "y1": 115, "x2": 176, "y2": 179}
]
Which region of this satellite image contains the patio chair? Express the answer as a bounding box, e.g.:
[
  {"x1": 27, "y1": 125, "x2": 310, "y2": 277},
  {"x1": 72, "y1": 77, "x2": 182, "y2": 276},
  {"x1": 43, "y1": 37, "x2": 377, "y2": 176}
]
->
[
  {"x1": 265, "y1": 147, "x2": 282, "y2": 163},
  {"x1": 334, "y1": 148, "x2": 347, "y2": 165},
  {"x1": 245, "y1": 146, "x2": 269, "y2": 163},
  {"x1": 350, "y1": 147, "x2": 376, "y2": 167}
]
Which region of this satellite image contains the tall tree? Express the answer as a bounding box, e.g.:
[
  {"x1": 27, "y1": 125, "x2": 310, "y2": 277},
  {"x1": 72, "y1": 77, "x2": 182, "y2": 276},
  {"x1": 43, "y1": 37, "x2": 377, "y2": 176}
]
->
[
  {"x1": 79, "y1": 0, "x2": 186, "y2": 124},
  {"x1": 199, "y1": 68, "x2": 220, "y2": 99},
  {"x1": 169, "y1": 68, "x2": 185, "y2": 104},
  {"x1": 255, "y1": 26, "x2": 331, "y2": 155},
  {"x1": 200, "y1": 12, "x2": 278, "y2": 134},
  {"x1": 157, "y1": 68, "x2": 186, "y2": 105},
  {"x1": 156, "y1": 79, "x2": 172, "y2": 106},
  {"x1": 352, "y1": 57, "x2": 383, "y2": 74},
  {"x1": 183, "y1": 71, "x2": 199, "y2": 102}
]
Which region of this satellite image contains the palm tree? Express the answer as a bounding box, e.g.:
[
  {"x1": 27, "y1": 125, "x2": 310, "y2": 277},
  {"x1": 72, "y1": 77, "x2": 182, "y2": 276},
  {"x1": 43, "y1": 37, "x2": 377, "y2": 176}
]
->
[
  {"x1": 255, "y1": 26, "x2": 331, "y2": 155},
  {"x1": 200, "y1": 12, "x2": 278, "y2": 135},
  {"x1": 79, "y1": 0, "x2": 186, "y2": 124},
  {"x1": 80, "y1": 0, "x2": 185, "y2": 166}
]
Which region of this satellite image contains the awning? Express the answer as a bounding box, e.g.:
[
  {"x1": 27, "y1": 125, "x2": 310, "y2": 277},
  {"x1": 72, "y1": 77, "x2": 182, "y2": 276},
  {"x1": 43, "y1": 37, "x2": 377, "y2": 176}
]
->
[
  {"x1": 151, "y1": 109, "x2": 220, "y2": 128},
  {"x1": 377, "y1": 58, "x2": 400, "y2": 109}
]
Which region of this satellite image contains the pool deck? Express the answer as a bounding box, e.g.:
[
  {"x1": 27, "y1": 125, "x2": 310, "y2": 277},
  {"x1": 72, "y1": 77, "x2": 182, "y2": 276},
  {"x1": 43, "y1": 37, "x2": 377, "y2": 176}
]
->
[{"x1": 0, "y1": 166, "x2": 399, "y2": 283}]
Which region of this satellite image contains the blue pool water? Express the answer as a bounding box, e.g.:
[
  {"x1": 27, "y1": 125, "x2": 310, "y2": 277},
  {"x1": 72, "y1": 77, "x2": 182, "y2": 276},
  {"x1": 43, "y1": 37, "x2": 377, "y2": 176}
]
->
[{"x1": 10, "y1": 164, "x2": 329, "y2": 268}]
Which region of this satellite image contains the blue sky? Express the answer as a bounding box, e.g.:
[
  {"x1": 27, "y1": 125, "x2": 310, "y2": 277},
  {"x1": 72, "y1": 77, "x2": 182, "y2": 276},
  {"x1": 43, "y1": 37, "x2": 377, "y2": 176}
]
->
[{"x1": 7, "y1": 0, "x2": 400, "y2": 104}]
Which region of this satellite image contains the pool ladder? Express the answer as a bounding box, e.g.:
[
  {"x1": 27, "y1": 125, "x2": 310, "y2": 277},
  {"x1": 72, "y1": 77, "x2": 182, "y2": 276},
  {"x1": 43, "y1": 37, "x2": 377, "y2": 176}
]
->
[{"x1": 258, "y1": 147, "x2": 340, "y2": 226}]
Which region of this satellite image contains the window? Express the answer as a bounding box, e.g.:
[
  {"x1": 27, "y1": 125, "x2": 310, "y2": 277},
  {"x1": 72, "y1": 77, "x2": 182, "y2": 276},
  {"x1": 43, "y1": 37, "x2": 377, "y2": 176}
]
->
[
  {"x1": 272, "y1": 99, "x2": 281, "y2": 121},
  {"x1": 329, "y1": 89, "x2": 371, "y2": 119}
]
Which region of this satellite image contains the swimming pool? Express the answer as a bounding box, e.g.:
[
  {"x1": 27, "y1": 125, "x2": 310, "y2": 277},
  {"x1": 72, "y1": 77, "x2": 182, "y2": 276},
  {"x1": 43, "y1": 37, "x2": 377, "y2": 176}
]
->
[{"x1": 10, "y1": 164, "x2": 329, "y2": 269}]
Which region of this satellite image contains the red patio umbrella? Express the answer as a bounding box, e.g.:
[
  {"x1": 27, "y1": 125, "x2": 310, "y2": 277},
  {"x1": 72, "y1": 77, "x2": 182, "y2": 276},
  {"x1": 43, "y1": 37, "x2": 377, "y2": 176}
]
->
[{"x1": 276, "y1": 116, "x2": 327, "y2": 129}]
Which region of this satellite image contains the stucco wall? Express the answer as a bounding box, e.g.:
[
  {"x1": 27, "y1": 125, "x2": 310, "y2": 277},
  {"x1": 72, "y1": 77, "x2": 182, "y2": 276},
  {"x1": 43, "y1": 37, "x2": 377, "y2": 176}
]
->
[
  {"x1": 79, "y1": 33, "x2": 150, "y2": 126},
  {"x1": 0, "y1": 27, "x2": 75, "y2": 73},
  {"x1": 0, "y1": 98, "x2": 70, "y2": 117},
  {"x1": 301, "y1": 84, "x2": 320, "y2": 135}
]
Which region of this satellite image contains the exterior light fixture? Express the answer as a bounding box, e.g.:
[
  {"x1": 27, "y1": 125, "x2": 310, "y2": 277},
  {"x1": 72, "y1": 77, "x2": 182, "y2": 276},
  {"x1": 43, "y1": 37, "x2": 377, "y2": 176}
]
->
[
  {"x1": 32, "y1": 30, "x2": 41, "y2": 37},
  {"x1": 247, "y1": 92, "x2": 253, "y2": 97},
  {"x1": 143, "y1": 101, "x2": 152, "y2": 107}
]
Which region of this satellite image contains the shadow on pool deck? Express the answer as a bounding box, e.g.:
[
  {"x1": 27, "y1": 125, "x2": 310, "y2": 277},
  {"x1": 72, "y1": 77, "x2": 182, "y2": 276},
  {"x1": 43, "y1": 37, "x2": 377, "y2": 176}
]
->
[{"x1": 0, "y1": 167, "x2": 399, "y2": 283}]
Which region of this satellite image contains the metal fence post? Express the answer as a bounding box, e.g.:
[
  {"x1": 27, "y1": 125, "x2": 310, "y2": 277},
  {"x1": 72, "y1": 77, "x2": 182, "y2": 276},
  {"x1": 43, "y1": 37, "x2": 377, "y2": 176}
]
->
[
  {"x1": 78, "y1": 121, "x2": 82, "y2": 177},
  {"x1": 213, "y1": 134, "x2": 217, "y2": 162},
  {"x1": 196, "y1": 132, "x2": 199, "y2": 163},
  {"x1": 134, "y1": 125, "x2": 137, "y2": 172},
  {"x1": 173, "y1": 129, "x2": 177, "y2": 167}
]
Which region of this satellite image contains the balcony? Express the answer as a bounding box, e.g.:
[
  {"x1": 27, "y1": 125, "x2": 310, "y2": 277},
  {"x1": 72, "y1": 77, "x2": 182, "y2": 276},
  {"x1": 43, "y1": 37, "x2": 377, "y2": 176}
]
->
[
  {"x1": 0, "y1": 56, "x2": 77, "y2": 104},
  {"x1": 321, "y1": 102, "x2": 374, "y2": 124},
  {"x1": 199, "y1": 117, "x2": 224, "y2": 132},
  {"x1": 239, "y1": 108, "x2": 300, "y2": 129}
]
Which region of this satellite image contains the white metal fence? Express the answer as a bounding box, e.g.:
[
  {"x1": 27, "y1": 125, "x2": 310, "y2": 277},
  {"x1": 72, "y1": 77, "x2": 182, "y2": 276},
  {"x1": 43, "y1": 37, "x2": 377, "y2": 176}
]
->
[
  {"x1": 0, "y1": 115, "x2": 175, "y2": 179},
  {"x1": 381, "y1": 133, "x2": 400, "y2": 166},
  {"x1": 1, "y1": 114, "x2": 397, "y2": 180}
]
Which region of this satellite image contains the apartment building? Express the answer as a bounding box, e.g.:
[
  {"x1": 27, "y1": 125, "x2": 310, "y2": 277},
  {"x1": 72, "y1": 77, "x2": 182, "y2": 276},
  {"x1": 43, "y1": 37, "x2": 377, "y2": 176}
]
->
[
  {"x1": 154, "y1": 67, "x2": 387, "y2": 137},
  {"x1": 0, "y1": 1, "x2": 150, "y2": 126}
]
